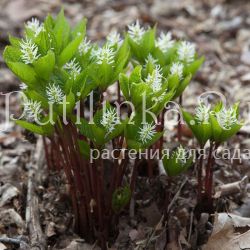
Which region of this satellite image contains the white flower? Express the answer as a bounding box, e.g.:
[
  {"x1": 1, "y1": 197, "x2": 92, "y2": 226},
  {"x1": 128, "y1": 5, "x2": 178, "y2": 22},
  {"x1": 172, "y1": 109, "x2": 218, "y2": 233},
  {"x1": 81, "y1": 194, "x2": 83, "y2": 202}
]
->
[
  {"x1": 64, "y1": 58, "x2": 81, "y2": 80},
  {"x1": 20, "y1": 83, "x2": 28, "y2": 90},
  {"x1": 48, "y1": 33, "x2": 55, "y2": 50},
  {"x1": 26, "y1": 18, "x2": 44, "y2": 37},
  {"x1": 145, "y1": 54, "x2": 158, "y2": 65},
  {"x1": 100, "y1": 108, "x2": 119, "y2": 135},
  {"x1": 92, "y1": 46, "x2": 115, "y2": 65},
  {"x1": 23, "y1": 98, "x2": 42, "y2": 122},
  {"x1": 195, "y1": 103, "x2": 211, "y2": 124},
  {"x1": 127, "y1": 20, "x2": 145, "y2": 43},
  {"x1": 177, "y1": 41, "x2": 196, "y2": 63},
  {"x1": 152, "y1": 92, "x2": 166, "y2": 102},
  {"x1": 107, "y1": 30, "x2": 122, "y2": 46},
  {"x1": 79, "y1": 38, "x2": 91, "y2": 55},
  {"x1": 20, "y1": 39, "x2": 40, "y2": 64},
  {"x1": 46, "y1": 82, "x2": 64, "y2": 104},
  {"x1": 175, "y1": 145, "x2": 188, "y2": 165},
  {"x1": 156, "y1": 32, "x2": 174, "y2": 53},
  {"x1": 145, "y1": 65, "x2": 163, "y2": 92},
  {"x1": 216, "y1": 107, "x2": 238, "y2": 130},
  {"x1": 170, "y1": 62, "x2": 184, "y2": 79},
  {"x1": 138, "y1": 122, "x2": 156, "y2": 144}
]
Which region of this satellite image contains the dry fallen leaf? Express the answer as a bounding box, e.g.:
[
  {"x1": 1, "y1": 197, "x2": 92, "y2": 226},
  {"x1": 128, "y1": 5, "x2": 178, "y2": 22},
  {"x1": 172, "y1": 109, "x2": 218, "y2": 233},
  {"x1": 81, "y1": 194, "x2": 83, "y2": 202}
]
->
[
  {"x1": 0, "y1": 243, "x2": 7, "y2": 250},
  {"x1": 0, "y1": 208, "x2": 24, "y2": 225},
  {"x1": 203, "y1": 213, "x2": 250, "y2": 250},
  {"x1": 61, "y1": 239, "x2": 100, "y2": 250},
  {"x1": 0, "y1": 183, "x2": 19, "y2": 207}
]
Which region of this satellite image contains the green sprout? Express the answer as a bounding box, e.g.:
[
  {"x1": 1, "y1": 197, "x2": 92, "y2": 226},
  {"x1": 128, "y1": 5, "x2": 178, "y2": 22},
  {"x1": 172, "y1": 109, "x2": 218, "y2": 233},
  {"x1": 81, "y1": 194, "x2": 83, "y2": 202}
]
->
[
  {"x1": 182, "y1": 102, "x2": 243, "y2": 209},
  {"x1": 163, "y1": 145, "x2": 193, "y2": 177}
]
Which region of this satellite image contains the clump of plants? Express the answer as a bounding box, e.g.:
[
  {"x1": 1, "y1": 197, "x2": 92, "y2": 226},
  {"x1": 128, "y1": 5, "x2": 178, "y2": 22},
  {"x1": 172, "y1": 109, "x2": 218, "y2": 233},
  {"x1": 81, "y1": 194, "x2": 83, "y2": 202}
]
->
[
  {"x1": 3, "y1": 9, "x2": 241, "y2": 248},
  {"x1": 183, "y1": 102, "x2": 242, "y2": 211}
]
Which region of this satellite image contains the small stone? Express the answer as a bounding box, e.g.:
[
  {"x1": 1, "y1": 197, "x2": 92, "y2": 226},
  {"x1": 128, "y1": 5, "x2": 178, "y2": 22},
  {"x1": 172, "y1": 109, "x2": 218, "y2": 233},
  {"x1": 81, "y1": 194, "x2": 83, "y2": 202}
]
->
[{"x1": 241, "y1": 51, "x2": 250, "y2": 65}]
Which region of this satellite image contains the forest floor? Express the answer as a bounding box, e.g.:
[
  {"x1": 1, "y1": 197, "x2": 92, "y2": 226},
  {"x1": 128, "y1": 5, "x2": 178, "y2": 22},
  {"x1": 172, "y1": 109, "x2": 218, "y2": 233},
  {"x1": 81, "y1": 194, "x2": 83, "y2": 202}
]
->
[{"x1": 1, "y1": 0, "x2": 250, "y2": 249}]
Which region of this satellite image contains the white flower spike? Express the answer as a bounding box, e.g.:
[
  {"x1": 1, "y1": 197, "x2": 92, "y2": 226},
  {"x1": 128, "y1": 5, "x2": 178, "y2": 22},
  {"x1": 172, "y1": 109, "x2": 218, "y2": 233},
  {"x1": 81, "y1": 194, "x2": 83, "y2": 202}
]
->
[
  {"x1": 107, "y1": 30, "x2": 122, "y2": 46},
  {"x1": 216, "y1": 107, "x2": 238, "y2": 130},
  {"x1": 195, "y1": 103, "x2": 211, "y2": 124},
  {"x1": 64, "y1": 58, "x2": 81, "y2": 80},
  {"x1": 170, "y1": 62, "x2": 184, "y2": 79},
  {"x1": 26, "y1": 18, "x2": 44, "y2": 37},
  {"x1": 138, "y1": 122, "x2": 156, "y2": 144},
  {"x1": 20, "y1": 83, "x2": 28, "y2": 90},
  {"x1": 23, "y1": 98, "x2": 42, "y2": 122},
  {"x1": 145, "y1": 54, "x2": 158, "y2": 65},
  {"x1": 93, "y1": 46, "x2": 115, "y2": 65},
  {"x1": 177, "y1": 41, "x2": 196, "y2": 63},
  {"x1": 127, "y1": 20, "x2": 145, "y2": 43},
  {"x1": 101, "y1": 108, "x2": 119, "y2": 135},
  {"x1": 79, "y1": 38, "x2": 91, "y2": 55},
  {"x1": 156, "y1": 32, "x2": 174, "y2": 53},
  {"x1": 145, "y1": 65, "x2": 163, "y2": 92},
  {"x1": 152, "y1": 92, "x2": 166, "y2": 103},
  {"x1": 46, "y1": 82, "x2": 64, "y2": 104},
  {"x1": 20, "y1": 39, "x2": 40, "y2": 64}
]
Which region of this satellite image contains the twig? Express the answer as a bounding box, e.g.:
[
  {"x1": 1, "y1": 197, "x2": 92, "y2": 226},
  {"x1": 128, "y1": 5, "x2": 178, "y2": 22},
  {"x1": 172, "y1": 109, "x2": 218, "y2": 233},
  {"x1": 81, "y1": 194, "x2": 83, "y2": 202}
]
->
[
  {"x1": 26, "y1": 136, "x2": 47, "y2": 250},
  {"x1": 168, "y1": 177, "x2": 188, "y2": 213},
  {"x1": 188, "y1": 210, "x2": 194, "y2": 243},
  {"x1": 0, "y1": 237, "x2": 29, "y2": 247},
  {"x1": 214, "y1": 176, "x2": 248, "y2": 198},
  {"x1": 144, "y1": 215, "x2": 164, "y2": 248}
]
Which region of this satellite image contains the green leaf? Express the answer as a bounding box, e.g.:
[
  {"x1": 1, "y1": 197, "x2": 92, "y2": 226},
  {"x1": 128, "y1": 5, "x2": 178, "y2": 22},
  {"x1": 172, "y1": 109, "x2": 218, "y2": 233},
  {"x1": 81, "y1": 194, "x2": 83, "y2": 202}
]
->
[
  {"x1": 151, "y1": 89, "x2": 175, "y2": 115},
  {"x1": 167, "y1": 74, "x2": 179, "y2": 91},
  {"x1": 66, "y1": 91, "x2": 76, "y2": 114},
  {"x1": 33, "y1": 50, "x2": 55, "y2": 80},
  {"x1": 25, "y1": 90, "x2": 49, "y2": 109},
  {"x1": 71, "y1": 18, "x2": 87, "y2": 38},
  {"x1": 141, "y1": 28, "x2": 156, "y2": 56},
  {"x1": 112, "y1": 185, "x2": 131, "y2": 213},
  {"x1": 99, "y1": 62, "x2": 113, "y2": 89},
  {"x1": 78, "y1": 139, "x2": 90, "y2": 158},
  {"x1": 128, "y1": 36, "x2": 143, "y2": 62},
  {"x1": 119, "y1": 73, "x2": 130, "y2": 99},
  {"x1": 53, "y1": 9, "x2": 70, "y2": 53},
  {"x1": 173, "y1": 74, "x2": 192, "y2": 99},
  {"x1": 3, "y1": 46, "x2": 22, "y2": 62},
  {"x1": 220, "y1": 123, "x2": 242, "y2": 142},
  {"x1": 210, "y1": 114, "x2": 222, "y2": 143},
  {"x1": 163, "y1": 151, "x2": 193, "y2": 177},
  {"x1": 15, "y1": 120, "x2": 46, "y2": 135},
  {"x1": 182, "y1": 110, "x2": 210, "y2": 146},
  {"x1": 58, "y1": 34, "x2": 83, "y2": 67},
  {"x1": 116, "y1": 37, "x2": 130, "y2": 65},
  {"x1": 77, "y1": 117, "x2": 105, "y2": 145},
  {"x1": 9, "y1": 35, "x2": 21, "y2": 48},
  {"x1": 130, "y1": 82, "x2": 147, "y2": 107},
  {"x1": 186, "y1": 56, "x2": 204, "y2": 75},
  {"x1": 57, "y1": 91, "x2": 75, "y2": 115},
  {"x1": 6, "y1": 62, "x2": 37, "y2": 87},
  {"x1": 105, "y1": 123, "x2": 125, "y2": 143},
  {"x1": 130, "y1": 65, "x2": 142, "y2": 84}
]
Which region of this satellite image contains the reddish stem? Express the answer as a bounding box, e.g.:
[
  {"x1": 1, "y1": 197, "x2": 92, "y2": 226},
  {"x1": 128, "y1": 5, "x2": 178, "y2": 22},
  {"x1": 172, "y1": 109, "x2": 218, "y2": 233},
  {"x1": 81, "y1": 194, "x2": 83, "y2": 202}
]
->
[
  {"x1": 130, "y1": 158, "x2": 139, "y2": 194},
  {"x1": 177, "y1": 95, "x2": 183, "y2": 142},
  {"x1": 197, "y1": 145, "x2": 204, "y2": 201},
  {"x1": 159, "y1": 110, "x2": 165, "y2": 157},
  {"x1": 204, "y1": 142, "x2": 215, "y2": 205},
  {"x1": 117, "y1": 81, "x2": 121, "y2": 104}
]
